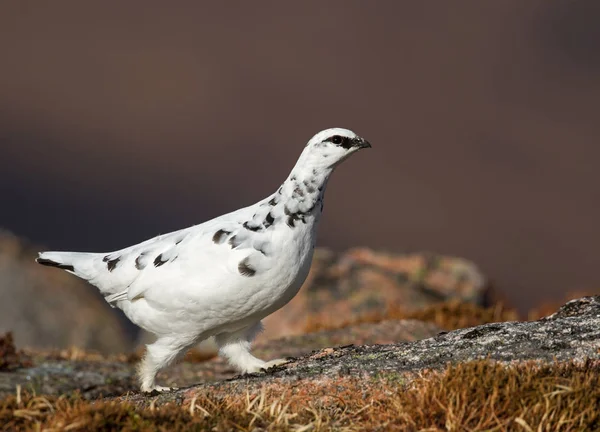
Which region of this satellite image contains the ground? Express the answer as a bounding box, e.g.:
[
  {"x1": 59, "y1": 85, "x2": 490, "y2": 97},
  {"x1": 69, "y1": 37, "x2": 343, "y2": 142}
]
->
[{"x1": 1, "y1": 297, "x2": 599, "y2": 431}]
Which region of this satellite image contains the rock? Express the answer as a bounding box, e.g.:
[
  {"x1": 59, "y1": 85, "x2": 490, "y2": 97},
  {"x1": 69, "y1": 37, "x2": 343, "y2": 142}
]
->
[
  {"x1": 261, "y1": 247, "x2": 488, "y2": 340},
  {"x1": 7, "y1": 296, "x2": 598, "y2": 405},
  {"x1": 3, "y1": 296, "x2": 598, "y2": 406},
  {"x1": 0, "y1": 319, "x2": 441, "y2": 398},
  {"x1": 0, "y1": 230, "x2": 131, "y2": 353},
  {"x1": 116, "y1": 296, "x2": 600, "y2": 406},
  {"x1": 526, "y1": 289, "x2": 598, "y2": 320},
  {"x1": 254, "y1": 318, "x2": 441, "y2": 360}
]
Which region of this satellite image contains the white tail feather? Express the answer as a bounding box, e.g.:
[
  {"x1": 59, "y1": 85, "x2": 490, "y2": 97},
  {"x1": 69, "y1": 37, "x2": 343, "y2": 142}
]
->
[{"x1": 36, "y1": 251, "x2": 100, "y2": 280}]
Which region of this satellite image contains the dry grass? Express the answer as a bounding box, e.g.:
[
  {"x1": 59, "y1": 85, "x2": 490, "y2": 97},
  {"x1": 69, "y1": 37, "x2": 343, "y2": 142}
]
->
[
  {"x1": 305, "y1": 299, "x2": 519, "y2": 334},
  {"x1": 1, "y1": 360, "x2": 598, "y2": 431},
  {"x1": 3, "y1": 297, "x2": 598, "y2": 430},
  {"x1": 391, "y1": 360, "x2": 600, "y2": 431}
]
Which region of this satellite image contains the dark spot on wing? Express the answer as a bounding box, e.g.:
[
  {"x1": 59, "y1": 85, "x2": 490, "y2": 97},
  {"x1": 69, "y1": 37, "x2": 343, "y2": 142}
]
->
[
  {"x1": 268, "y1": 196, "x2": 278, "y2": 206},
  {"x1": 238, "y1": 257, "x2": 256, "y2": 277},
  {"x1": 107, "y1": 257, "x2": 120, "y2": 272},
  {"x1": 102, "y1": 255, "x2": 110, "y2": 262},
  {"x1": 229, "y1": 235, "x2": 242, "y2": 248},
  {"x1": 213, "y1": 229, "x2": 231, "y2": 244},
  {"x1": 243, "y1": 221, "x2": 262, "y2": 232},
  {"x1": 284, "y1": 206, "x2": 292, "y2": 215},
  {"x1": 175, "y1": 236, "x2": 185, "y2": 245},
  {"x1": 154, "y1": 254, "x2": 168, "y2": 267},
  {"x1": 264, "y1": 212, "x2": 274, "y2": 228},
  {"x1": 135, "y1": 254, "x2": 146, "y2": 270}
]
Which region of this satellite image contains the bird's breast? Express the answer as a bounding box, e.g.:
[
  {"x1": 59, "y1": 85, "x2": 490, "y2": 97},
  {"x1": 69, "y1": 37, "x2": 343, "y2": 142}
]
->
[{"x1": 250, "y1": 222, "x2": 318, "y2": 314}]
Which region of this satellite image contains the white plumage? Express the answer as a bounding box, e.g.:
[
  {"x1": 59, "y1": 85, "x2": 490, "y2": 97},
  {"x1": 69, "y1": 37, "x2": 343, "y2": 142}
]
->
[{"x1": 36, "y1": 127, "x2": 371, "y2": 392}]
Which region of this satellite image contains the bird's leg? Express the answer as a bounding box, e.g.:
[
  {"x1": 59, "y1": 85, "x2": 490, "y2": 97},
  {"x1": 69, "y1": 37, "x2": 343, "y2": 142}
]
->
[
  {"x1": 138, "y1": 336, "x2": 191, "y2": 392},
  {"x1": 215, "y1": 321, "x2": 292, "y2": 374}
]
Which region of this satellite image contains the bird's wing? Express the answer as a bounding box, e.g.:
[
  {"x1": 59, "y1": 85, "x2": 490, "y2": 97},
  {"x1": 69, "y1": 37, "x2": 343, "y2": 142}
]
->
[
  {"x1": 86, "y1": 225, "x2": 195, "y2": 298},
  {"x1": 94, "y1": 201, "x2": 277, "y2": 309}
]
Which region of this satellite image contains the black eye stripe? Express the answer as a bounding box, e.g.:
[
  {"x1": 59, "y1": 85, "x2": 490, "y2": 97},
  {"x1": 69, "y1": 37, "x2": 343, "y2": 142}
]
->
[{"x1": 324, "y1": 135, "x2": 353, "y2": 149}]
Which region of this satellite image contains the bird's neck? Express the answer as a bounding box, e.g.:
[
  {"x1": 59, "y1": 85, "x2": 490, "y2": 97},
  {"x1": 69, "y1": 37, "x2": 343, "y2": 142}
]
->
[
  {"x1": 243, "y1": 164, "x2": 330, "y2": 232},
  {"x1": 266, "y1": 164, "x2": 330, "y2": 225}
]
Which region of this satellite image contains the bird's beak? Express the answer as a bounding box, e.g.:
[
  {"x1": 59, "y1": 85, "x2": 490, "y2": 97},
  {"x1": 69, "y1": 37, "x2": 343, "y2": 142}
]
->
[{"x1": 353, "y1": 137, "x2": 372, "y2": 149}]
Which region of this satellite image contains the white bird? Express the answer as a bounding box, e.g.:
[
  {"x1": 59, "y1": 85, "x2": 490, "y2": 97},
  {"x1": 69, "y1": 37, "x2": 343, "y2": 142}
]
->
[{"x1": 36, "y1": 128, "x2": 371, "y2": 392}]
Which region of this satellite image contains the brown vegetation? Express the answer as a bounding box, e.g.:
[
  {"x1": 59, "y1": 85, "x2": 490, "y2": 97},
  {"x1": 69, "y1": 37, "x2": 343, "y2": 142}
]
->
[
  {"x1": 0, "y1": 333, "x2": 31, "y2": 371},
  {"x1": 1, "y1": 360, "x2": 598, "y2": 431},
  {"x1": 3, "y1": 297, "x2": 599, "y2": 430}
]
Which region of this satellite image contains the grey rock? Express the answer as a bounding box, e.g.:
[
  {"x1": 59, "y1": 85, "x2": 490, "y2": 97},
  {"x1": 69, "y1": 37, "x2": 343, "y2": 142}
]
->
[
  {"x1": 117, "y1": 296, "x2": 600, "y2": 405},
  {"x1": 3, "y1": 296, "x2": 598, "y2": 404},
  {"x1": 276, "y1": 296, "x2": 600, "y2": 377},
  {"x1": 0, "y1": 360, "x2": 137, "y2": 399},
  {"x1": 0, "y1": 319, "x2": 441, "y2": 398}
]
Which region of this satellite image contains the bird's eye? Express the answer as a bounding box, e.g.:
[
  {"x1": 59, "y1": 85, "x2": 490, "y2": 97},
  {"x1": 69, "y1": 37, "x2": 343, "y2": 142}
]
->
[{"x1": 331, "y1": 135, "x2": 342, "y2": 145}]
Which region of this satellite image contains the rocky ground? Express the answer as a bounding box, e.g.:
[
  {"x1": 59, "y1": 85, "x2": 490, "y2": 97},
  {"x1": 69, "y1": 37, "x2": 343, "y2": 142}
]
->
[
  {"x1": 118, "y1": 296, "x2": 600, "y2": 407},
  {"x1": 1, "y1": 297, "x2": 599, "y2": 430},
  {"x1": 0, "y1": 319, "x2": 442, "y2": 400}
]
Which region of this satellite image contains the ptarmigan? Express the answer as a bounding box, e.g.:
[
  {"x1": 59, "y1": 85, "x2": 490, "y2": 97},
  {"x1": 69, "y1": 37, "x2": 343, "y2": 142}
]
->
[{"x1": 36, "y1": 128, "x2": 371, "y2": 392}]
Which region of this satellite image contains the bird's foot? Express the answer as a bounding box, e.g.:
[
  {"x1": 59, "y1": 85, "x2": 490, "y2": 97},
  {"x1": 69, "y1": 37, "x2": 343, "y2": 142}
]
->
[
  {"x1": 259, "y1": 357, "x2": 294, "y2": 372},
  {"x1": 241, "y1": 357, "x2": 293, "y2": 374},
  {"x1": 144, "y1": 385, "x2": 178, "y2": 395}
]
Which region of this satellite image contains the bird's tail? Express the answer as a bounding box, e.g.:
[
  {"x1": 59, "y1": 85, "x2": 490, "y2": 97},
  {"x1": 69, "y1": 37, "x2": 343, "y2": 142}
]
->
[{"x1": 36, "y1": 251, "x2": 100, "y2": 280}]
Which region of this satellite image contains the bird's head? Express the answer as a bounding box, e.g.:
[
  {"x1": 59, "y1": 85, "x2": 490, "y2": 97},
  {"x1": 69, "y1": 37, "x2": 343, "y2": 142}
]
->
[{"x1": 300, "y1": 127, "x2": 371, "y2": 171}]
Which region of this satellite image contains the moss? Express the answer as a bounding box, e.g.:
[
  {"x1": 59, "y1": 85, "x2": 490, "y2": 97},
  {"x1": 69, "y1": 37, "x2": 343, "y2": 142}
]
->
[
  {"x1": 358, "y1": 353, "x2": 382, "y2": 361},
  {"x1": 372, "y1": 371, "x2": 407, "y2": 385}
]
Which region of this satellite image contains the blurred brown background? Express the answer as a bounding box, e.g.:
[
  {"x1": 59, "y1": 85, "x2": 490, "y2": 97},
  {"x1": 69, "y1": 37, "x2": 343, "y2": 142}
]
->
[{"x1": 1, "y1": 1, "x2": 599, "y2": 314}]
